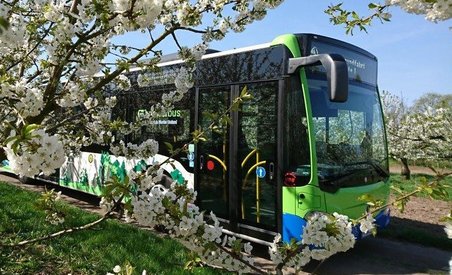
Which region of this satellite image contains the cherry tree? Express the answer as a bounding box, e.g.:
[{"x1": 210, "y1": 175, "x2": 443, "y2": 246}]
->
[
  {"x1": 0, "y1": 0, "x2": 285, "y2": 177},
  {"x1": 382, "y1": 91, "x2": 452, "y2": 179},
  {"x1": 381, "y1": 91, "x2": 412, "y2": 178}
]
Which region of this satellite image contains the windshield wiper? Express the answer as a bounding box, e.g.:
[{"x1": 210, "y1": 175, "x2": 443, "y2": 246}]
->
[
  {"x1": 319, "y1": 169, "x2": 366, "y2": 193},
  {"x1": 345, "y1": 160, "x2": 390, "y2": 178}
]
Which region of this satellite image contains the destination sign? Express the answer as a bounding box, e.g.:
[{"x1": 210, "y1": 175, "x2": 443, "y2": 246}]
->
[{"x1": 309, "y1": 40, "x2": 377, "y2": 86}]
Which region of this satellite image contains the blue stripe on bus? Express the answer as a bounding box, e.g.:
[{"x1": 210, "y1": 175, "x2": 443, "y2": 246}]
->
[
  {"x1": 282, "y1": 213, "x2": 307, "y2": 243},
  {"x1": 283, "y1": 209, "x2": 390, "y2": 243}
]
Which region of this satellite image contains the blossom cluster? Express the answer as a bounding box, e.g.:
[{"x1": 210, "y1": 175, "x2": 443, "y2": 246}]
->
[
  {"x1": 110, "y1": 139, "x2": 159, "y2": 160},
  {"x1": 359, "y1": 213, "x2": 376, "y2": 234},
  {"x1": 268, "y1": 212, "x2": 357, "y2": 272},
  {"x1": 128, "y1": 171, "x2": 370, "y2": 272},
  {"x1": 35, "y1": 188, "x2": 66, "y2": 226},
  {"x1": 0, "y1": 80, "x2": 44, "y2": 120},
  {"x1": 123, "y1": 176, "x2": 256, "y2": 273},
  {"x1": 382, "y1": 91, "x2": 452, "y2": 162},
  {"x1": 4, "y1": 129, "x2": 65, "y2": 177},
  {"x1": 303, "y1": 213, "x2": 356, "y2": 256},
  {"x1": 386, "y1": 0, "x2": 452, "y2": 22},
  {"x1": 160, "y1": 0, "x2": 283, "y2": 41}
]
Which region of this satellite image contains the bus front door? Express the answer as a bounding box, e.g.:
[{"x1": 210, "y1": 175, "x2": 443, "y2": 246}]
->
[
  {"x1": 238, "y1": 83, "x2": 278, "y2": 230},
  {"x1": 197, "y1": 82, "x2": 279, "y2": 234}
]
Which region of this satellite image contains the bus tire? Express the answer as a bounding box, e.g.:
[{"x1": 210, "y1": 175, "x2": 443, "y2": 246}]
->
[
  {"x1": 158, "y1": 173, "x2": 173, "y2": 189},
  {"x1": 18, "y1": 175, "x2": 34, "y2": 185}
]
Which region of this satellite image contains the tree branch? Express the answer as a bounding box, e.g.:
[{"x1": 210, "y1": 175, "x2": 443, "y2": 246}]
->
[
  {"x1": 171, "y1": 32, "x2": 183, "y2": 51},
  {"x1": 214, "y1": 243, "x2": 267, "y2": 275},
  {"x1": 0, "y1": 194, "x2": 124, "y2": 248}
]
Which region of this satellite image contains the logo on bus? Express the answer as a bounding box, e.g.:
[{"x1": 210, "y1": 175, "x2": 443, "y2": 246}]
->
[
  {"x1": 311, "y1": 47, "x2": 319, "y2": 55},
  {"x1": 256, "y1": 166, "x2": 266, "y2": 178}
]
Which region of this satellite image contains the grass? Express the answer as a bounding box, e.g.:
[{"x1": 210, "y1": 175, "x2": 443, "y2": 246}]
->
[
  {"x1": 390, "y1": 173, "x2": 452, "y2": 201},
  {"x1": 377, "y1": 173, "x2": 452, "y2": 250},
  {"x1": 0, "y1": 182, "x2": 228, "y2": 275}
]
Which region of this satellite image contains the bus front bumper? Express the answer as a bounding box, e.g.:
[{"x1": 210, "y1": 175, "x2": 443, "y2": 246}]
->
[{"x1": 282, "y1": 208, "x2": 390, "y2": 243}]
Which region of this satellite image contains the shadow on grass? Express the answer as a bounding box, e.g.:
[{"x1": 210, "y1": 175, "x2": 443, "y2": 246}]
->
[{"x1": 379, "y1": 216, "x2": 452, "y2": 251}]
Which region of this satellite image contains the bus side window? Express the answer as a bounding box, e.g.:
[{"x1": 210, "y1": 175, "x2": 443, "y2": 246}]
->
[{"x1": 284, "y1": 76, "x2": 311, "y2": 186}]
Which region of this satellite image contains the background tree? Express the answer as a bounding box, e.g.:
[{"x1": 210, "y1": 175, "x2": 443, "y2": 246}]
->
[
  {"x1": 411, "y1": 93, "x2": 452, "y2": 114},
  {"x1": 382, "y1": 91, "x2": 452, "y2": 179},
  {"x1": 381, "y1": 91, "x2": 412, "y2": 178}
]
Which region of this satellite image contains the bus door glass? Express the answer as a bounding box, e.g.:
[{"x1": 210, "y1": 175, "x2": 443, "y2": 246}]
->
[
  {"x1": 238, "y1": 82, "x2": 278, "y2": 229},
  {"x1": 197, "y1": 86, "x2": 230, "y2": 219}
]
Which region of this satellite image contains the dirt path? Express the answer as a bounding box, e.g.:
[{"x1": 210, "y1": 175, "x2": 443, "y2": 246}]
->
[{"x1": 390, "y1": 164, "x2": 452, "y2": 175}]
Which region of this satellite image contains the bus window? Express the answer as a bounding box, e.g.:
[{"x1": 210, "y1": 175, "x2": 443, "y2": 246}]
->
[
  {"x1": 283, "y1": 76, "x2": 311, "y2": 186},
  {"x1": 127, "y1": 86, "x2": 194, "y2": 169},
  {"x1": 197, "y1": 86, "x2": 230, "y2": 218}
]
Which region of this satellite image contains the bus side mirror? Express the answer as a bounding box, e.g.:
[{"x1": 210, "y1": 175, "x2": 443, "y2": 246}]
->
[{"x1": 287, "y1": 54, "x2": 348, "y2": 102}]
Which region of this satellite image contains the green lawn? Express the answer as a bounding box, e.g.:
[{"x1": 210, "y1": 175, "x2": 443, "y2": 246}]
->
[{"x1": 0, "y1": 182, "x2": 227, "y2": 275}]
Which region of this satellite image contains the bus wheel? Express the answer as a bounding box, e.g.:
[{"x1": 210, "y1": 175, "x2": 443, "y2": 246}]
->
[
  {"x1": 158, "y1": 173, "x2": 174, "y2": 189},
  {"x1": 18, "y1": 175, "x2": 34, "y2": 185},
  {"x1": 145, "y1": 166, "x2": 174, "y2": 189}
]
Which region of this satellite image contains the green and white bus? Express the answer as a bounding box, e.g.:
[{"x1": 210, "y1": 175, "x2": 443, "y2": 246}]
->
[{"x1": 1, "y1": 33, "x2": 391, "y2": 244}]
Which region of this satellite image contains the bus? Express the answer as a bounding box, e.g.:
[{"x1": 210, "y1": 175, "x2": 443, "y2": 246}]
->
[{"x1": 1, "y1": 33, "x2": 391, "y2": 244}]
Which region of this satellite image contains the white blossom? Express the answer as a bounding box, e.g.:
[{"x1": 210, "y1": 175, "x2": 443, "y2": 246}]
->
[
  {"x1": 445, "y1": 223, "x2": 452, "y2": 239},
  {"x1": 386, "y1": 0, "x2": 452, "y2": 22},
  {"x1": 112, "y1": 265, "x2": 121, "y2": 273},
  {"x1": 116, "y1": 75, "x2": 131, "y2": 91},
  {"x1": 4, "y1": 129, "x2": 65, "y2": 177}
]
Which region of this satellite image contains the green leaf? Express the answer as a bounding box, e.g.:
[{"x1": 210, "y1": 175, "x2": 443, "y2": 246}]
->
[
  {"x1": 240, "y1": 86, "x2": 248, "y2": 97},
  {"x1": 358, "y1": 194, "x2": 374, "y2": 202},
  {"x1": 164, "y1": 142, "x2": 174, "y2": 153},
  {"x1": 368, "y1": 3, "x2": 378, "y2": 9},
  {"x1": 394, "y1": 199, "x2": 408, "y2": 213},
  {"x1": 390, "y1": 185, "x2": 404, "y2": 194},
  {"x1": 371, "y1": 227, "x2": 378, "y2": 237},
  {"x1": 11, "y1": 139, "x2": 22, "y2": 154},
  {"x1": 0, "y1": 17, "x2": 8, "y2": 34},
  {"x1": 4, "y1": 135, "x2": 18, "y2": 146},
  {"x1": 381, "y1": 13, "x2": 392, "y2": 21}
]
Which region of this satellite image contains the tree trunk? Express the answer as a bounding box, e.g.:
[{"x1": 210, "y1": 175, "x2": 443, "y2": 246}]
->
[{"x1": 400, "y1": 158, "x2": 411, "y2": 180}]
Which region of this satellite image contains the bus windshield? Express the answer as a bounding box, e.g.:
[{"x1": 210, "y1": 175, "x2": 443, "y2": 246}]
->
[{"x1": 305, "y1": 43, "x2": 388, "y2": 190}]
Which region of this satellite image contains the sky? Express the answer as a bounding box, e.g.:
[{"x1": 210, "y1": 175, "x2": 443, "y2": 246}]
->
[{"x1": 114, "y1": 1, "x2": 451, "y2": 105}]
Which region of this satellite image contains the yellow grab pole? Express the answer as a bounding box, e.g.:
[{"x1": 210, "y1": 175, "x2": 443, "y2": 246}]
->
[
  {"x1": 256, "y1": 152, "x2": 260, "y2": 223},
  {"x1": 241, "y1": 159, "x2": 266, "y2": 220},
  {"x1": 242, "y1": 148, "x2": 257, "y2": 168},
  {"x1": 207, "y1": 154, "x2": 227, "y2": 171}
]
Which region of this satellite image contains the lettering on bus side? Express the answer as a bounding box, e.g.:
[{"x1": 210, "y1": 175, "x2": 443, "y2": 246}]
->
[{"x1": 136, "y1": 109, "x2": 182, "y2": 125}]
